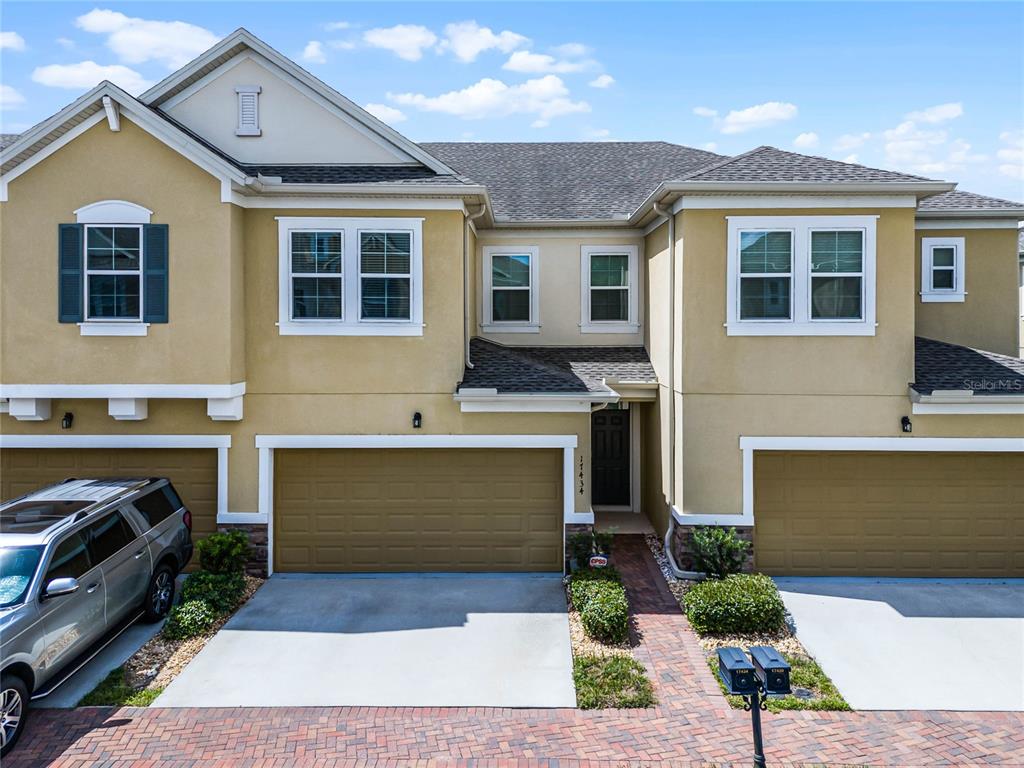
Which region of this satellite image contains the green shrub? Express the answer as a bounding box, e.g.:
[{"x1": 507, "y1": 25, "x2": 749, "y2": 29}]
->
[
  {"x1": 181, "y1": 571, "x2": 245, "y2": 614},
  {"x1": 574, "y1": 654, "x2": 655, "y2": 709},
  {"x1": 690, "y1": 526, "x2": 750, "y2": 580},
  {"x1": 196, "y1": 530, "x2": 250, "y2": 575},
  {"x1": 579, "y1": 581, "x2": 630, "y2": 644},
  {"x1": 568, "y1": 567, "x2": 620, "y2": 610},
  {"x1": 162, "y1": 599, "x2": 219, "y2": 641},
  {"x1": 683, "y1": 574, "x2": 786, "y2": 635}
]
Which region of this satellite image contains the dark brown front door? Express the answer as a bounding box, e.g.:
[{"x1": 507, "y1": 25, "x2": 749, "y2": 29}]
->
[{"x1": 592, "y1": 410, "x2": 630, "y2": 506}]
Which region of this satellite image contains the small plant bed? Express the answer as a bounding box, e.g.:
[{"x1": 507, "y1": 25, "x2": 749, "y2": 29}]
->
[
  {"x1": 645, "y1": 531, "x2": 848, "y2": 712},
  {"x1": 563, "y1": 555, "x2": 655, "y2": 709},
  {"x1": 77, "y1": 531, "x2": 264, "y2": 707}
]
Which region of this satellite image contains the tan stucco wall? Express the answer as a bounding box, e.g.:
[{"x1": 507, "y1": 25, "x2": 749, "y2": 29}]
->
[
  {"x1": 0, "y1": 117, "x2": 237, "y2": 385},
  {"x1": 166, "y1": 55, "x2": 407, "y2": 166},
  {"x1": 914, "y1": 227, "x2": 1020, "y2": 357},
  {"x1": 474, "y1": 233, "x2": 646, "y2": 346}
]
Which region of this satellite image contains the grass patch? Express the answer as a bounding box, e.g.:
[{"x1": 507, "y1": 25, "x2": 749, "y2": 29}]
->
[
  {"x1": 707, "y1": 654, "x2": 850, "y2": 712},
  {"x1": 77, "y1": 666, "x2": 163, "y2": 707},
  {"x1": 574, "y1": 654, "x2": 655, "y2": 709}
]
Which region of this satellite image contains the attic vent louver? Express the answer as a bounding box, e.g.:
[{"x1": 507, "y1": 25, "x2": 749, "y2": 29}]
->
[{"x1": 235, "y1": 85, "x2": 262, "y2": 137}]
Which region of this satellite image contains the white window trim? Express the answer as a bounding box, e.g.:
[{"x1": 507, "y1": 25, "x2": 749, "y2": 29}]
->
[
  {"x1": 287, "y1": 229, "x2": 344, "y2": 323},
  {"x1": 276, "y1": 217, "x2": 424, "y2": 336},
  {"x1": 580, "y1": 245, "x2": 640, "y2": 334},
  {"x1": 481, "y1": 245, "x2": 540, "y2": 333},
  {"x1": 920, "y1": 236, "x2": 966, "y2": 303},
  {"x1": 74, "y1": 200, "x2": 152, "y2": 224},
  {"x1": 725, "y1": 215, "x2": 877, "y2": 336},
  {"x1": 235, "y1": 85, "x2": 262, "y2": 137},
  {"x1": 82, "y1": 223, "x2": 145, "y2": 328},
  {"x1": 356, "y1": 228, "x2": 416, "y2": 324}
]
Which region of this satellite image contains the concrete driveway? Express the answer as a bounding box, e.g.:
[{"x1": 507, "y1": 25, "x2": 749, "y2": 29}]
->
[
  {"x1": 776, "y1": 578, "x2": 1024, "y2": 711},
  {"x1": 155, "y1": 573, "x2": 575, "y2": 708}
]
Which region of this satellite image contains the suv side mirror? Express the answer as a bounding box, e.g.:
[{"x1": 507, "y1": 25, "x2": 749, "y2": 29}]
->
[{"x1": 43, "y1": 577, "x2": 80, "y2": 599}]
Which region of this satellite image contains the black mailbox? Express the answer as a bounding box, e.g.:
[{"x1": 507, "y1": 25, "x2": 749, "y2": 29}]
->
[
  {"x1": 717, "y1": 647, "x2": 759, "y2": 695},
  {"x1": 749, "y1": 646, "x2": 791, "y2": 695}
]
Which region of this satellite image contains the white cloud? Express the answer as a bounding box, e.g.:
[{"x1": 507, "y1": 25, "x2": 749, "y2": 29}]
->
[
  {"x1": 32, "y1": 60, "x2": 153, "y2": 94},
  {"x1": 328, "y1": 40, "x2": 357, "y2": 51},
  {"x1": 364, "y1": 103, "x2": 406, "y2": 124},
  {"x1": 584, "y1": 127, "x2": 611, "y2": 140},
  {"x1": 0, "y1": 84, "x2": 26, "y2": 108},
  {"x1": 389, "y1": 74, "x2": 589, "y2": 123},
  {"x1": 702, "y1": 142, "x2": 718, "y2": 152},
  {"x1": 363, "y1": 24, "x2": 437, "y2": 61},
  {"x1": 718, "y1": 101, "x2": 798, "y2": 134},
  {"x1": 693, "y1": 106, "x2": 718, "y2": 118},
  {"x1": 793, "y1": 132, "x2": 819, "y2": 149},
  {"x1": 75, "y1": 9, "x2": 218, "y2": 69},
  {"x1": 0, "y1": 31, "x2": 26, "y2": 51},
  {"x1": 554, "y1": 42, "x2": 589, "y2": 57},
  {"x1": 841, "y1": 154, "x2": 858, "y2": 164},
  {"x1": 905, "y1": 102, "x2": 963, "y2": 124},
  {"x1": 57, "y1": 37, "x2": 76, "y2": 49},
  {"x1": 301, "y1": 40, "x2": 326, "y2": 64},
  {"x1": 834, "y1": 132, "x2": 870, "y2": 151},
  {"x1": 997, "y1": 130, "x2": 1024, "y2": 180},
  {"x1": 502, "y1": 50, "x2": 594, "y2": 74},
  {"x1": 439, "y1": 21, "x2": 527, "y2": 63},
  {"x1": 588, "y1": 74, "x2": 615, "y2": 89},
  {"x1": 882, "y1": 115, "x2": 986, "y2": 175},
  {"x1": 324, "y1": 21, "x2": 352, "y2": 31}
]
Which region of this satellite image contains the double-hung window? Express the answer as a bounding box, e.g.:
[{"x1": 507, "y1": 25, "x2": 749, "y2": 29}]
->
[
  {"x1": 482, "y1": 246, "x2": 539, "y2": 332},
  {"x1": 920, "y1": 236, "x2": 965, "y2": 302},
  {"x1": 580, "y1": 245, "x2": 640, "y2": 333},
  {"x1": 277, "y1": 217, "x2": 423, "y2": 336},
  {"x1": 85, "y1": 225, "x2": 142, "y2": 321},
  {"x1": 727, "y1": 215, "x2": 877, "y2": 336}
]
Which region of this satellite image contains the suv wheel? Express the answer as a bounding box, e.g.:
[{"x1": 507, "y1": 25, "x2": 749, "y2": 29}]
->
[
  {"x1": 143, "y1": 564, "x2": 176, "y2": 622},
  {"x1": 0, "y1": 673, "x2": 28, "y2": 757}
]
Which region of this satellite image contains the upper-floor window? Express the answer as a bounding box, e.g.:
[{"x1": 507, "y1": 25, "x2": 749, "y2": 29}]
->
[
  {"x1": 235, "y1": 85, "x2": 261, "y2": 136},
  {"x1": 85, "y1": 226, "x2": 142, "y2": 321},
  {"x1": 482, "y1": 245, "x2": 540, "y2": 333},
  {"x1": 277, "y1": 217, "x2": 423, "y2": 336},
  {"x1": 920, "y1": 236, "x2": 965, "y2": 303},
  {"x1": 580, "y1": 245, "x2": 640, "y2": 334},
  {"x1": 726, "y1": 215, "x2": 877, "y2": 336}
]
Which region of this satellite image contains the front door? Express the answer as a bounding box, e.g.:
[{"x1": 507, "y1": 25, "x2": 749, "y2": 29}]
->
[{"x1": 592, "y1": 410, "x2": 630, "y2": 506}]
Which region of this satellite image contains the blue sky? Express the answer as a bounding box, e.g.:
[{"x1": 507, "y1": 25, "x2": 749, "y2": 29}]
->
[{"x1": 1, "y1": 2, "x2": 1022, "y2": 201}]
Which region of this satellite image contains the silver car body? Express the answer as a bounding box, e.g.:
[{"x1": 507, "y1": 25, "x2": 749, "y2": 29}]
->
[{"x1": 0, "y1": 478, "x2": 193, "y2": 696}]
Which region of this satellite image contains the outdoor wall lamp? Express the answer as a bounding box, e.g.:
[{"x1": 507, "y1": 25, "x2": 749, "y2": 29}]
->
[
  {"x1": 412, "y1": 411, "x2": 422, "y2": 429},
  {"x1": 718, "y1": 646, "x2": 791, "y2": 768},
  {"x1": 901, "y1": 416, "x2": 913, "y2": 433},
  {"x1": 61, "y1": 412, "x2": 74, "y2": 430}
]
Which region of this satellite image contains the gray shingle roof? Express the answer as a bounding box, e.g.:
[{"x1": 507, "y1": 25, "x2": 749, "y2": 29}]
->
[
  {"x1": 913, "y1": 337, "x2": 1024, "y2": 396},
  {"x1": 239, "y1": 165, "x2": 469, "y2": 185},
  {"x1": 459, "y1": 339, "x2": 656, "y2": 394},
  {"x1": 918, "y1": 189, "x2": 1024, "y2": 212},
  {"x1": 0, "y1": 134, "x2": 20, "y2": 151},
  {"x1": 420, "y1": 141, "x2": 724, "y2": 221},
  {"x1": 680, "y1": 146, "x2": 934, "y2": 183}
]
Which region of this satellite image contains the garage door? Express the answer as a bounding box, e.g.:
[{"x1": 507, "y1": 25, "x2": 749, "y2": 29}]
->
[
  {"x1": 0, "y1": 448, "x2": 218, "y2": 542},
  {"x1": 274, "y1": 448, "x2": 563, "y2": 572},
  {"x1": 755, "y1": 451, "x2": 1024, "y2": 577}
]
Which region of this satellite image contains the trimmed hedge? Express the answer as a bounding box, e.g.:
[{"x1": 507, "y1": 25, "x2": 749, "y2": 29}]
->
[
  {"x1": 162, "y1": 599, "x2": 219, "y2": 641},
  {"x1": 196, "y1": 530, "x2": 250, "y2": 575},
  {"x1": 180, "y1": 571, "x2": 246, "y2": 614},
  {"x1": 580, "y1": 583, "x2": 629, "y2": 644},
  {"x1": 683, "y1": 573, "x2": 786, "y2": 635},
  {"x1": 568, "y1": 567, "x2": 621, "y2": 611}
]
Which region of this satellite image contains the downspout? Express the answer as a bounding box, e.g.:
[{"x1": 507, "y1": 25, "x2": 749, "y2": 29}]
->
[
  {"x1": 653, "y1": 202, "x2": 688, "y2": 578},
  {"x1": 463, "y1": 205, "x2": 487, "y2": 369}
]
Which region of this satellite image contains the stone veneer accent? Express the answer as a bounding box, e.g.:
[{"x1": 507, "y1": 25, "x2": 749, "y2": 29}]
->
[
  {"x1": 217, "y1": 523, "x2": 268, "y2": 577},
  {"x1": 670, "y1": 523, "x2": 754, "y2": 574}
]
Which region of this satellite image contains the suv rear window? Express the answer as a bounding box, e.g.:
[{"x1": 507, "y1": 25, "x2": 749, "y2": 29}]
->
[
  {"x1": 131, "y1": 484, "x2": 183, "y2": 528},
  {"x1": 84, "y1": 512, "x2": 135, "y2": 563}
]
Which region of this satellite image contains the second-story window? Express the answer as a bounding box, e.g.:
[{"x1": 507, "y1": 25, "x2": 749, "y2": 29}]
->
[
  {"x1": 810, "y1": 230, "x2": 864, "y2": 320},
  {"x1": 85, "y1": 226, "x2": 142, "y2": 321},
  {"x1": 739, "y1": 231, "x2": 792, "y2": 320},
  {"x1": 482, "y1": 246, "x2": 540, "y2": 332},
  {"x1": 360, "y1": 232, "x2": 412, "y2": 321},
  {"x1": 580, "y1": 245, "x2": 640, "y2": 334},
  {"x1": 290, "y1": 231, "x2": 342, "y2": 320},
  {"x1": 920, "y1": 236, "x2": 966, "y2": 303}
]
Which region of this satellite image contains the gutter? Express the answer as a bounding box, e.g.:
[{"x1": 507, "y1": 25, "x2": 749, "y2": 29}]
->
[
  {"x1": 915, "y1": 209, "x2": 1024, "y2": 219},
  {"x1": 909, "y1": 387, "x2": 1024, "y2": 414},
  {"x1": 463, "y1": 205, "x2": 487, "y2": 369}
]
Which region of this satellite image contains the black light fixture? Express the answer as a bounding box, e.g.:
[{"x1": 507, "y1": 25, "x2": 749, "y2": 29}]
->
[
  {"x1": 901, "y1": 416, "x2": 912, "y2": 433},
  {"x1": 61, "y1": 412, "x2": 74, "y2": 430},
  {"x1": 412, "y1": 411, "x2": 422, "y2": 429}
]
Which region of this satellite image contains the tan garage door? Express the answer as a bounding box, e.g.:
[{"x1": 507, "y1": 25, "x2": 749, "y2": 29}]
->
[
  {"x1": 755, "y1": 451, "x2": 1024, "y2": 577},
  {"x1": 0, "y1": 448, "x2": 218, "y2": 542},
  {"x1": 274, "y1": 448, "x2": 563, "y2": 572}
]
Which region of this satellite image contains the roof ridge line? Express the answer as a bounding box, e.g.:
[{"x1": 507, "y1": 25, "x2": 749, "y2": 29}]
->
[{"x1": 677, "y1": 145, "x2": 775, "y2": 181}]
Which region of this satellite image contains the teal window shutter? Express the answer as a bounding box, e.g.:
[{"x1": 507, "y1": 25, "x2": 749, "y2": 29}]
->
[
  {"x1": 143, "y1": 224, "x2": 169, "y2": 323},
  {"x1": 58, "y1": 224, "x2": 84, "y2": 323}
]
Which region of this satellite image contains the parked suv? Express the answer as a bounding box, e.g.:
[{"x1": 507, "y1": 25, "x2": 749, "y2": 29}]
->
[{"x1": 0, "y1": 477, "x2": 194, "y2": 755}]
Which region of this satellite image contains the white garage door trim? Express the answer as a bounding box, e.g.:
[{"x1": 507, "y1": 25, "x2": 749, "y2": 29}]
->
[
  {"x1": 0, "y1": 433, "x2": 232, "y2": 519},
  {"x1": 254, "y1": 434, "x2": 581, "y2": 576}
]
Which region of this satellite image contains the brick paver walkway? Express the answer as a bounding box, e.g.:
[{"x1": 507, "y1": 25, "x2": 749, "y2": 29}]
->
[{"x1": 10, "y1": 536, "x2": 1024, "y2": 767}]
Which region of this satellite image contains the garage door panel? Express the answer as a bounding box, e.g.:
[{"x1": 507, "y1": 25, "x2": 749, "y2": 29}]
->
[{"x1": 756, "y1": 451, "x2": 1024, "y2": 577}]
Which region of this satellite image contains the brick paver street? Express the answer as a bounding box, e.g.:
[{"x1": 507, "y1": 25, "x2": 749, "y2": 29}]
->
[{"x1": 10, "y1": 536, "x2": 1024, "y2": 767}]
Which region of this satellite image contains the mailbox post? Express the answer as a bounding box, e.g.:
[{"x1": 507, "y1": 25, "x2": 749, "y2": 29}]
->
[{"x1": 717, "y1": 646, "x2": 791, "y2": 768}]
